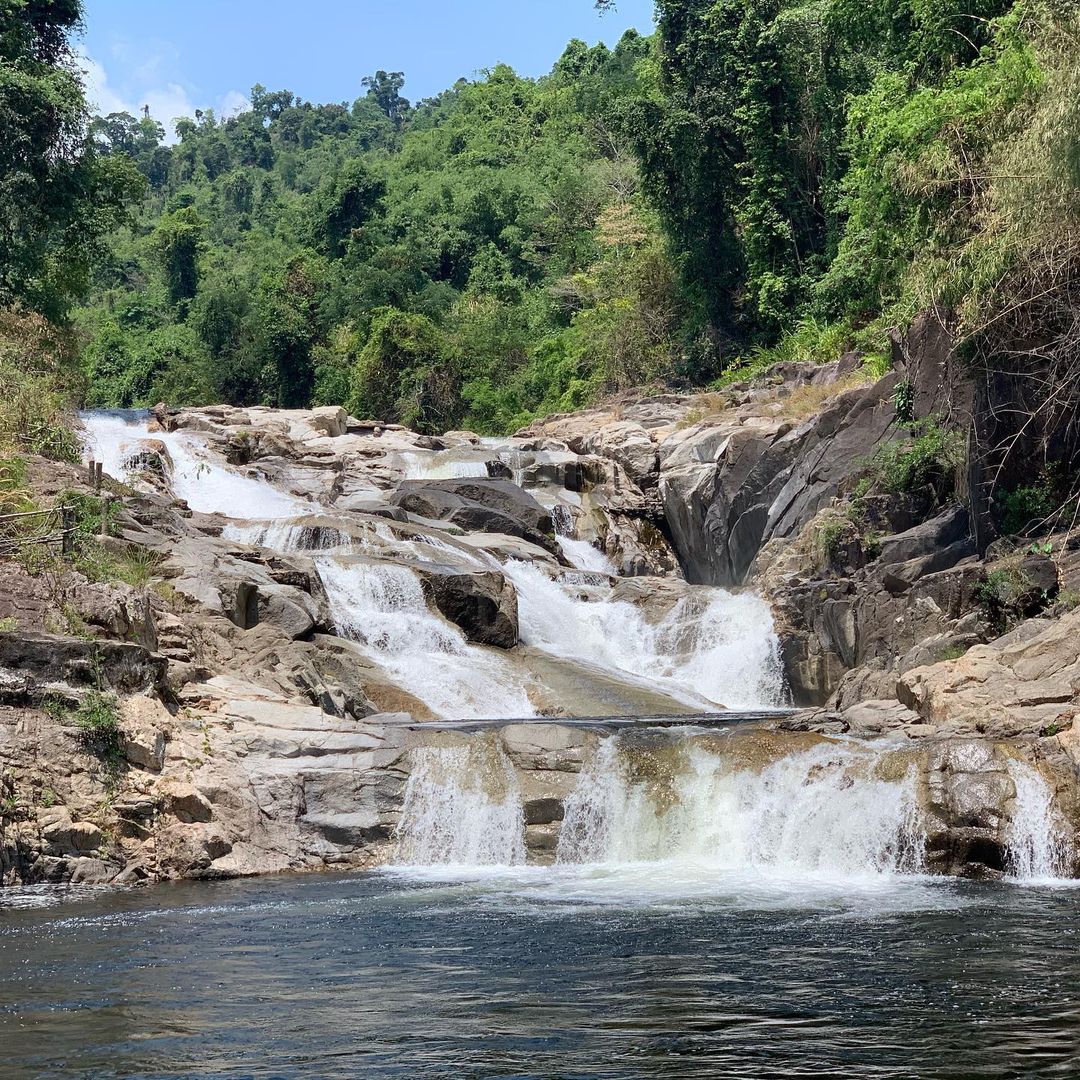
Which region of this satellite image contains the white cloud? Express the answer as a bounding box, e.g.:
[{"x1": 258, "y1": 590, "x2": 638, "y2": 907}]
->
[
  {"x1": 218, "y1": 89, "x2": 252, "y2": 119},
  {"x1": 76, "y1": 47, "x2": 248, "y2": 144}
]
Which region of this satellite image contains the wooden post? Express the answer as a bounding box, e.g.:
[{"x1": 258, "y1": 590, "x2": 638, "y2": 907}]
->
[
  {"x1": 87, "y1": 459, "x2": 96, "y2": 487},
  {"x1": 61, "y1": 506, "x2": 74, "y2": 556},
  {"x1": 94, "y1": 462, "x2": 103, "y2": 493},
  {"x1": 100, "y1": 494, "x2": 111, "y2": 537}
]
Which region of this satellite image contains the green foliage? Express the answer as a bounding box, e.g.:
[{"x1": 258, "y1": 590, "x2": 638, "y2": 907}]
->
[
  {"x1": 860, "y1": 419, "x2": 965, "y2": 500},
  {"x1": 67, "y1": 0, "x2": 1080, "y2": 455},
  {"x1": 812, "y1": 501, "x2": 881, "y2": 570},
  {"x1": 152, "y1": 207, "x2": 206, "y2": 306},
  {"x1": 0, "y1": 312, "x2": 81, "y2": 462},
  {"x1": 75, "y1": 33, "x2": 680, "y2": 428},
  {"x1": 893, "y1": 379, "x2": 915, "y2": 425},
  {"x1": 0, "y1": 0, "x2": 143, "y2": 320},
  {"x1": 72, "y1": 691, "x2": 122, "y2": 760},
  {"x1": 44, "y1": 689, "x2": 122, "y2": 760},
  {"x1": 997, "y1": 480, "x2": 1056, "y2": 534},
  {"x1": 74, "y1": 542, "x2": 161, "y2": 589},
  {"x1": 58, "y1": 489, "x2": 118, "y2": 537},
  {"x1": 348, "y1": 308, "x2": 458, "y2": 432}
]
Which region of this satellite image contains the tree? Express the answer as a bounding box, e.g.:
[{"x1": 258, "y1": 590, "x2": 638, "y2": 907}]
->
[
  {"x1": 347, "y1": 308, "x2": 459, "y2": 431},
  {"x1": 152, "y1": 207, "x2": 206, "y2": 306},
  {"x1": 362, "y1": 70, "x2": 410, "y2": 129},
  {"x1": 0, "y1": 0, "x2": 143, "y2": 319}
]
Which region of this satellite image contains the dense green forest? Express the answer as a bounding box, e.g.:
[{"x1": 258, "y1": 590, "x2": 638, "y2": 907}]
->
[{"x1": 2, "y1": 0, "x2": 1078, "y2": 440}]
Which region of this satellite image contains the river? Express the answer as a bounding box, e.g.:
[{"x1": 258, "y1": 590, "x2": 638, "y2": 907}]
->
[{"x1": 2, "y1": 869, "x2": 1080, "y2": 1079}]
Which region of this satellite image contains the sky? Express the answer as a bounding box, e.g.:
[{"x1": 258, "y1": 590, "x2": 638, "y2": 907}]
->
[{"x1": 79, "y1": 1, "x2": 657, "y2": 136}]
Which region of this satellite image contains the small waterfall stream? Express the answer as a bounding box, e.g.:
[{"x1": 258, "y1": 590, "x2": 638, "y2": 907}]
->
[
  {"x1": 317, "y1": 558, "x2": 537, "y2": 721},
  {"x1": 394, "y1": 744, "x2": 526, "y2": 866},
  {"x1": 504, "y1": 560, "x2": 785, "y2": 710},
  {"x1": 1005, "y1": 760, "x2": 1073, "y2": 881},
  {"x1": 82, "y1": 411, "x2": 304, "y2": 519}
]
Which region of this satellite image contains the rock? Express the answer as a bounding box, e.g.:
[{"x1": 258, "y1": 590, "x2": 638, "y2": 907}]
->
[
  {"x1": 876, "y1": 505, "x2": 971, "y2": 566},
  {"x1": 524, "y1": 797, "x2": 564, "y2": 825},
  {"x1": 68, "y1": 857, "x2": 117, "y2": 884},
  {"x1": 416, "y1": 565, "x2": 519, "y2": 648},
  {"x1": 163, "y1": 783, "x2": 214, "y2": 824},
  {"x1": 307, "y1": 406, "x2": 348, "y2": 439},
  {"x1": 0, "y1": 634, "x2": 167, "y2": 697},
  {"x1": 660, "y1": 374, "x2": 899, "y2": 585},
  {"x1": 897, "y1": 607, "x2": 1080, "y2": 736},
  {"x1": 119, "y1": 696, "x2": 170, "y2": 771},
  {"x1": 392, "y1": 478, "x2": 558, "y2": 554}
]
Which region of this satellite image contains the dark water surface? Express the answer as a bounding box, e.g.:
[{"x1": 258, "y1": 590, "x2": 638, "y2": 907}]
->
[{"x1": 1, "y1": 868, "x2": 1079, "y2": 1079}]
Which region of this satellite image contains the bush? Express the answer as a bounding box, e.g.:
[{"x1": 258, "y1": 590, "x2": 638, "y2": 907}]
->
[
  {"x1": 0, "y1": 311, "x2": 81, "y2": 463},
  {"x1": 997, "y1": 483, "x2": 1056, "y2": 535},
  {"x1": 46, "y1": 691, "x2": 122, "y2": 761},
  {"x1": 860, "y1": 419, "x2": 964, "y2": 501},
  {"x1": 74, "y1": 691, "x2": 123, "y2": 761}
]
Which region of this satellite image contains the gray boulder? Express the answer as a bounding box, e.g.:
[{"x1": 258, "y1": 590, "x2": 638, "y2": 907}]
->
[{"x1": 416, "y1": 563, "x2": 519, "y2": 649}]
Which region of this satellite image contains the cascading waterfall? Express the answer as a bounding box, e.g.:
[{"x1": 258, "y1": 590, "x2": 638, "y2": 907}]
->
[
  {"x1": 81, "y1": 412, "x2": 304, "y2": 519},
  {"x1": 400, "y1": 451, "x2": 490, "y2": 481},
  {"x1": 557, "y1": 736, "x2": 924, "y2": 877},
  {"x1": 316, "y1": 558, "x2": 536, "y2": 720},
  {"x1": 391, "y1": 733, "x2": 926, "y2": 879},
  {"x1": 222, "y1": 520, "x2": 357, "y2": 553},
  {"x1": 393, "y1": 743, "x2": 526, "y2": 866},
  {"x1": 1005, "y1": 760, "x2": 1072, "y2": 881},
  {"x1": 546, "y1": 501, "x2": 618, "y2": 575},
  {"x1": 504, "y1": 560, "x2": 785, "y2": 709}
]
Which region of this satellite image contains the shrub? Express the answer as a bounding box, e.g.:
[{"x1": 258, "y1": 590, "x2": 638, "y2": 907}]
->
[
  {"x1": 860, "y1": 419, "x2": 964, "y2": 501},
  {"x1": 0, "y1": 311, "x2": 81, "y2": 463},
  {"x1": 997, "y1": 483, "x2": 1056, "y2": 535},
  {"x1": 812, "y1": 504, "x2": 881, "y2": 570},
  {"x1": 74, "y1": 542, "x2": 162, "y2": 589},
  {"x1": 56, "y1": 691, "x2": 124, "y2": 761}
]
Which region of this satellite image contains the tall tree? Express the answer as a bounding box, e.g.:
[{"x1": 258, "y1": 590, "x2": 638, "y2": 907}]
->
[{"x1": 0, "y1": 0, "x2": 142, "y2": 319}]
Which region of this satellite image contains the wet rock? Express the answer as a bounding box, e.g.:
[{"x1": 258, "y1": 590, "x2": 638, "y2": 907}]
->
[
  {"x1": 416, "y1": 565, "x2": 518, "y2": 649},
  {"x1": 523, "y1": 797, "x2": 564, "y2": 825}
]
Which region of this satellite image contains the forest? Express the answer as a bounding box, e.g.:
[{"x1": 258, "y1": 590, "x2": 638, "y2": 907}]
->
[{"x1": 2, "y1": 0, "x2": 1078, "y2": 438}]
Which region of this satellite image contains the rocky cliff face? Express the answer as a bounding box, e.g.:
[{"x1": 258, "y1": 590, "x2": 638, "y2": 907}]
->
[{"x1": 2, "y1": 320, "x2": 1079, "y2": 886}]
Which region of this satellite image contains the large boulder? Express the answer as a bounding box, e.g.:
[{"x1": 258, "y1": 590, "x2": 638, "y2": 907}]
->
[
  {"x1": 659, "y1": 376, "x2": 899, "y2": 585},
  {"x1": 898, "y1": 609, "x2": 1080, "y2": 737},
  {"x1": 391, "y1": 478, "x2": 558, "y2": 555},
  {"x1": 416, "y1": 564, "x2": 519, "y2": 648}
]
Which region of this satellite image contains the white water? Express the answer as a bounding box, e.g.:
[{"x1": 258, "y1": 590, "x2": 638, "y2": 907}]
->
[
  {"x1": 400, "y1": 451, "x2": 489, "y2": 481},
  {"x1": 394, "y1": 744, "x2": 526, "y2": 866},
  {"x1": 1005, "y1": 760, "x2": 1073, "y2": 882},
  {"x1": 505, "y1": 560, "x2": 785, "y2": 709},
  {"x1": 390, "y1": 734, "x2": 928, "y2": 897},
  {"x1": 317, "y1": 558, "x2": 536, "y2": 720},
  {"x1": 558, "y1": 737, "x2": 924, "y2": 878},
  {"x1": 82, "y1": 413, "x2": 304, "y2": 519}
]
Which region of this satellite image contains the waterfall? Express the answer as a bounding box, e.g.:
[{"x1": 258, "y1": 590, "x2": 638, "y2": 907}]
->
[
  {"x1": 504, "y1": 560, "x2": 785, "y2": 709},
  {"x1": 400, "y1": 451, "x2": 489, "y2": 480},
  {"x1": 81, "y1": 412, "x2": 304, "y2": 520},
  {"x1": 546, "y1": 502, "x2": 617, "y2": 574},
  {"x1": 392, "y1": 733, "x2": 926, "y2": 879},
  {"x1": 557, "y1": 736, "x2": 924, "y2": 877},
  {"x1": 1005, "y1": 760, "x2": 1072, "y2": 882},
  {"x1": 393, "y1": 744, "x2": 526, "y2": 866},
  {"x1": 316, "y1": 558, "x2": 535, "y2": 720}
]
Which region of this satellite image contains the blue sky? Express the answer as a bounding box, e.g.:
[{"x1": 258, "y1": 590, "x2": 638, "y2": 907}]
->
[{"x1": 78, "y1": 1, "x2": 657, "y2": 134}]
